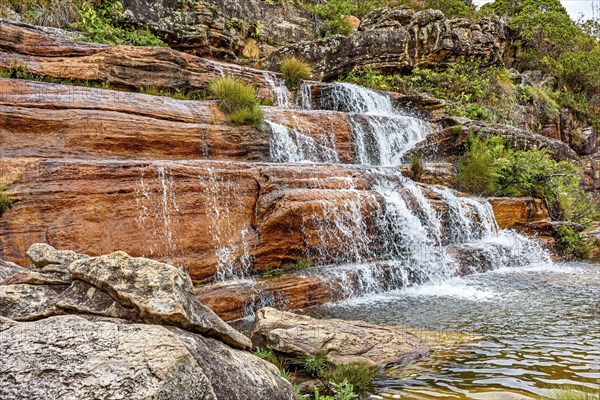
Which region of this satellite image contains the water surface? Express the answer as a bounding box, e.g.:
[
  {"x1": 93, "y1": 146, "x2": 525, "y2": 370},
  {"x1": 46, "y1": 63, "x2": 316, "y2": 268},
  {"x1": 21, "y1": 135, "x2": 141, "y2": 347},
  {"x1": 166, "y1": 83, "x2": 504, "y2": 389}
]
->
[{"x1": 310, "y1": 262, "x2": 600, "y2": 399}]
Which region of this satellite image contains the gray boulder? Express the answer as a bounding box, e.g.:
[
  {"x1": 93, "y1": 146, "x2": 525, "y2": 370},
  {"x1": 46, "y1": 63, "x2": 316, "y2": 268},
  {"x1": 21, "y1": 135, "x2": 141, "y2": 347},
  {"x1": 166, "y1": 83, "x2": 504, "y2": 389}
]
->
[
  {"x1": 67, "y1": 251, "x2": 252, "y2": 350},
  {"x1": 0, "y1": 315, "x2": 294, "y2": 400},
  {"x1": 260, "y1": 8, "x2": 507, "y2": 80}
]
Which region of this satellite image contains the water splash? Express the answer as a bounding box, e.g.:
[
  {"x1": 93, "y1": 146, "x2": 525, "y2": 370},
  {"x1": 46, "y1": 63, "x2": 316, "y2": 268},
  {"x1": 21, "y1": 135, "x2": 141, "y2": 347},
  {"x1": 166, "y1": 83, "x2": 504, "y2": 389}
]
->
[
  {"x1": 267, "y1": 120, "x2": 340, "y2": 163},
  {"x1": 263, "y1": 72, "x2": 291, "y2": 108}
]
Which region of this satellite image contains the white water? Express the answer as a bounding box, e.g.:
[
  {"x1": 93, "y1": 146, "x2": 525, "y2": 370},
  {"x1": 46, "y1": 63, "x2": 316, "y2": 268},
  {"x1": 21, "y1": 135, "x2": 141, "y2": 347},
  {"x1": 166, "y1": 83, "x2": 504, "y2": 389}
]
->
[
  {"x1": 266, "y1": 120, "x2": 340, "y2": 163},
  {"x1": 135, "y1": 163, "x2": 180, "y2": 259},
  {"x1": 202, "y1": 165, "x2": 253, "y2": 280},
  {"x1": 275, "y1": 82, "x2": 430, "y2": 165},
  {"x1": 263, "y1": 72, "x2": 291, "y2": 108}
]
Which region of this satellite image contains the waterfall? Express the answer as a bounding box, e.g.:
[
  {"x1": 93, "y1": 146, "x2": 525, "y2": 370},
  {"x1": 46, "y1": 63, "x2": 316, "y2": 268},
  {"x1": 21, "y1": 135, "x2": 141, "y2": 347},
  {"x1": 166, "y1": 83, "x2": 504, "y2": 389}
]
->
[
  {"x1": 135, "y1": 163, "x2": 180, "y2": 259},
  {"x1": 267, "y1": 120, "x2": 340, "y2": 163},
  {"x1": 288, "y1": 82, "x2": 430, "y2": 165},
  {"x1": 302, "y1": 174, "x2": 549, "y2": 300},
  {"x1": 263, "y1": 72, "x2": 291, "y2": 108},
  {"x1": 203, "y1": 165, "x2": 253, "y2": 280}
]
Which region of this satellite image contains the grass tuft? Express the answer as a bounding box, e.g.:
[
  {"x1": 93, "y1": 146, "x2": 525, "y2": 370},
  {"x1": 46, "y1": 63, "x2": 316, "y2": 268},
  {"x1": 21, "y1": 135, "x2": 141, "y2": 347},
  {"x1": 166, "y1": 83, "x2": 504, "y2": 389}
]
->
[{"x1": 280, "y1": 56, "x2": 312, "y2": 88}]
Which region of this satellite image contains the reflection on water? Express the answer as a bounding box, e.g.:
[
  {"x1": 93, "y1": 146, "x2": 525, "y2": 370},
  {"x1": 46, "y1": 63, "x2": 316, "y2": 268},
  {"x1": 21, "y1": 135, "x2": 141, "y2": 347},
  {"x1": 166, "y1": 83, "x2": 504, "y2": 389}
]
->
[{"x1": 308, "y1": 262, "x2": 600, "y2": 399}]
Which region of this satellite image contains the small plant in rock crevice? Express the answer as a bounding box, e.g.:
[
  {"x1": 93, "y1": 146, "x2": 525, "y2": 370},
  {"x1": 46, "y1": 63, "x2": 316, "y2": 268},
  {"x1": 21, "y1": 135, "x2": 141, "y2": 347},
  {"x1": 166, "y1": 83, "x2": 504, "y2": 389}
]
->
[
  {"x1": 208, "y1": 75, "x2": 264, "y2": 128},
  {"x1": 280, "y1": 56, "x2": 313, "y2": 88},
  {"x1": 0, "y1": 189, "x2": 12, "y2": 217}
]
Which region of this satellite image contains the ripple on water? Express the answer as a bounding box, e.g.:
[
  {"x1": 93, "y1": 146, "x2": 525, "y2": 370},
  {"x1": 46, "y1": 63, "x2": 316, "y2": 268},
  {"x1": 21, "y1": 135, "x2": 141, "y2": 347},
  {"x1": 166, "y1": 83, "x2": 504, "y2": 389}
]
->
[{"x1": 309, "y1": 262, "x2": 600, "y2": 399}]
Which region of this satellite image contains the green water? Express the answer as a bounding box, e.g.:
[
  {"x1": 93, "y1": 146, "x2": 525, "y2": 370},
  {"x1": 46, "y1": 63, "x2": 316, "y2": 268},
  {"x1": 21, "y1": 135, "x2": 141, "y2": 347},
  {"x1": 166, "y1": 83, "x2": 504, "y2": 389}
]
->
[{"x1": 310, "y1": 262, "x2": 600, "y2": 399}]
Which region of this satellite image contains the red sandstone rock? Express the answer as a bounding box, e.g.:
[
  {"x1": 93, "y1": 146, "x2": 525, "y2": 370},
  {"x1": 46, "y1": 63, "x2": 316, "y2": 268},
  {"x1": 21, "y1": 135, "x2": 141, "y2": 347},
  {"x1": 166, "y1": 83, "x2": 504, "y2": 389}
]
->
[
  {"x1": 489, "y1": 198, "x2": 550, "y2": 229},
  {"x1": 0, "y1": 21, "x2": 280, "y2": 100}
]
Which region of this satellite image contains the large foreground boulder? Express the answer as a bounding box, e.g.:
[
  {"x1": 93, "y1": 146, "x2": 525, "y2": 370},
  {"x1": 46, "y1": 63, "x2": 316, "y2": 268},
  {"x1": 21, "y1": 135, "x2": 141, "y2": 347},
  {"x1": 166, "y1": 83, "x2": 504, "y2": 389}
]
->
[
  {"x1": 0, "y1": 315, "x2": 295, "y2": 400},
  {"x1": 0, "y1": 246, "x2": 294, "y2": 399},
  {"x1": 251, "y1": 307, "x2": 470, "y2": 367}
]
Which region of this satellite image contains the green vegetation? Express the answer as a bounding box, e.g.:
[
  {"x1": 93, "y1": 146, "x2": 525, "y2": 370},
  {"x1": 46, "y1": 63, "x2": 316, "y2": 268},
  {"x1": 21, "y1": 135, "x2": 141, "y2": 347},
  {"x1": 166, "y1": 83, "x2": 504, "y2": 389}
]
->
[
  {"x1": 0, "y1": 189, "x2": 12, "y2": 217},
  {"x1": 280, "y1": 57, "x2": 313, "y2": 88},
  {"x1": 0, "y1": 0, "x2": 164, "y2": 46},
  {"x1": 296, "y1": 0, "x2": 471, "y2": 35},
  {"x1": 301, "y1": 351, "x2": 376, "y2": 395},
  {"x1": 554, "y1": 225, "x2": 596, "y2": 258},
  {"x1": 208, "y1": 76, "x2": 264, "y2": 128},
  {"x1": 254, "y1": 347, "x2": 375, "y2": 399},
  {"x1": 75, "y1": 0, "x2": 165, "y2": 45},
  {"x1": 457, "y1": 135, "x2": 599, "y2": 236},
  {"x1": 540, "y1": 385, "x2": 600, "y2": 400},
  {"x1": 410, "y1": 152, "x2": 424, "y2": 182},
  {"x1": 261, "y1": 259, "x2": 311, "y2": 278}
]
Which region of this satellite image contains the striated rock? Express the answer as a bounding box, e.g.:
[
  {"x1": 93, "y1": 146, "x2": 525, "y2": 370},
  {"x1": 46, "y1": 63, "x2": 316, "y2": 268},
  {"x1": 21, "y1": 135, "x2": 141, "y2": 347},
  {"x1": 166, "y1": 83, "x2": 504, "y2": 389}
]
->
[
  {"x1": 489, "y1": 198, "x2": 550, "y2": 229},
  {"x1": 399, "y1": 162, "x2": 457, "y2": 186},
  {"x1": 0, "y1": 259, "x2": 27, "y2": 280},
  {"x1": 55, "y1": 280, "x2": 141, "y2": 321},
  {"x1": 0, "y1": 315, "x2": 295, "y2": 400},
  {"x1": 173, "y1": 327, "x2": 296, "y2": 399},
  {"x1": 68, "y1": 251, "x2": 251, "y2": 350},
  {"x1": 260, "y1": 8, "x2": 507, "y2": 80},
  {"x1": 122, "y1": 0, "x2": 317, "y2": 58},
  {"x1": 251, "y1": 307, "x2": 470, "y2": 367},
  {"x1": 0, "y1": 21, "x2": 281, "y2": 100},
  {"x1": 0, "y1": 79, "x2": 356, "y2": 162}
]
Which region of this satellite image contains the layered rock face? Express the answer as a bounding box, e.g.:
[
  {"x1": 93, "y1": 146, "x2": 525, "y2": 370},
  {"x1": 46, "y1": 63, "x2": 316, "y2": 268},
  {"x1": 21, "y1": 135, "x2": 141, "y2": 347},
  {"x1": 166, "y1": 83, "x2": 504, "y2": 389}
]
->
[
  {"x1": 122, "y1": 0, "x2": 317, "y2": 58},
  {"x1": 0, "y1": 21, "x2": 280, "y2": 100},
  {"x1": 0, "y1": 245, "x2": 295, "y2": 400},
  {"x1": 260, "y1": 8, "x2": 508, "y2": 80}
]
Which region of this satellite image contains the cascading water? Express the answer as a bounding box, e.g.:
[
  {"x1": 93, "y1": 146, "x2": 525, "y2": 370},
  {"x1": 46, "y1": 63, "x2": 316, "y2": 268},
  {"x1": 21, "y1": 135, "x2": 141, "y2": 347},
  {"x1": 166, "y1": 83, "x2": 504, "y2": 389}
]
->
[
  {"x1": 263, "y1": 72, "x2": 291, "y2": 108},
  {"x1": 135, "y1": 163, "x2": 180, "y2": 258},
  {"x1": 286, "y1": 82, "x2": 431, "y2": 165},
  {"x1": 202, "y1": 165, "x2": 253, "y2": 281},
  {"x1": 266, "y1": 121, "x2": 340, "y2": 163}
]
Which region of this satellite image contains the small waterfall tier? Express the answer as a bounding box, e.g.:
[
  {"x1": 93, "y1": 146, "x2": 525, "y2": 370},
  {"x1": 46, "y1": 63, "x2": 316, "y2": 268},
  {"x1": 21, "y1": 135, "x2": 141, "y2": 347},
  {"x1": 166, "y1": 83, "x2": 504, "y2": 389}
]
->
[{"x1": 267, "y1": 82, "x2": 431, "y2": 165}]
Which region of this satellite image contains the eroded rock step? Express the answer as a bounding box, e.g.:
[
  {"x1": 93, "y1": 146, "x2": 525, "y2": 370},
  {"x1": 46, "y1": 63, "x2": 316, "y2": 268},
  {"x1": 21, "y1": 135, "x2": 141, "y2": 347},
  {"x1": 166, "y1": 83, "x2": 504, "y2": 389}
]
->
[
  {"x1": 0, "y1": 158, "x2": 550, "y2": 285},
  {"x1": 0, "y1": 21, "x2": 279, "y2": 99}
]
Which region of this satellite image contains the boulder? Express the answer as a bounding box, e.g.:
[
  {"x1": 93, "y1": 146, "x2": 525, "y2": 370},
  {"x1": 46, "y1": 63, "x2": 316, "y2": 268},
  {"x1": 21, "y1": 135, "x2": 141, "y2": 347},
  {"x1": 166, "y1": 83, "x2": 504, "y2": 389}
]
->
[
  {"x1": 489, "y1": 198, "x2": 550, "y2": 229},
  {"x1": 122, "y1": 0, "x2": 317, "y2": 58},
  {"x1": 67, "y1": 251, "x2": 252, "y2": 350},
  {"x1": 0, "y1": 258, "x2": 27, "y2": 280},
  {"x1": 0, "y1": 283, "x2": 68, "y2": 321},
  {"x1": 26, "y1": 242, "x2": 88, "y2": 269},
  {"x1": 0, "y1": 315, "x2": 295, "y2": 400},
  {"x1": 260, "y1": 8, "x2": 507, "y2": 80},
  {"x1": 250, "y1": 307, "x2": 468, "y2": 367}
]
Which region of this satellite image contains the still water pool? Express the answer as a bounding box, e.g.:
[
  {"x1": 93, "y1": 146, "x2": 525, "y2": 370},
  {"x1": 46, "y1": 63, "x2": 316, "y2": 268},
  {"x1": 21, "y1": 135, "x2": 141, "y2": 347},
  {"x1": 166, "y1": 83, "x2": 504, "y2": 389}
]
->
[{"x1": 310, "y1": 262, "x2": 600, "y2": 399}]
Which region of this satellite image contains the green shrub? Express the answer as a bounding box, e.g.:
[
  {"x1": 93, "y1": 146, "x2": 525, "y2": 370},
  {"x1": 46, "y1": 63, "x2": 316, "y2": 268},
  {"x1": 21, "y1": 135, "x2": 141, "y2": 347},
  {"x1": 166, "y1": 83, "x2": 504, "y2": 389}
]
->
[
  {"x1": 209, "y1": 76, "x2": 259, "y2": 114},
  {"x1": 280, "y1": 57, "x2": 312, "y2": 88},
  {"x1": 253, "y1": 347, "x2": 291, "y2": 372},
  {"x1": 323, "y1": 364, "x2": 376, "y2": 394},
  {"x1": 458, "y1": 135, "x2": 505, "y2": 195},
  {"x1": 424, "y1": 0, "x2": 469, "y2": 18},
  {"x1": 75, "y1": 0, "x2": 165, "y2": 46},
  {"x1": 555, "y1": 225, "x2": 595, "y2": 258},
  {"x1": 457, "y1": 135, "x2": 597, "y2": 233},
  {"x1": 410, "y1": 152, "x2": 424, "y2": 182},
  {"x1": 302, "y1": 351, "x2": 331, "y2": 376},
  {"x1": 227, "y1": 106, "x2": 263, "y2": 128},
  {"x1": 0, "y1": 190, "x2": 12, "y2": 217}
]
